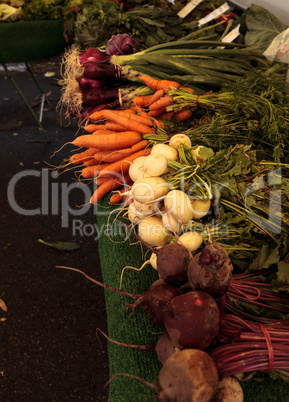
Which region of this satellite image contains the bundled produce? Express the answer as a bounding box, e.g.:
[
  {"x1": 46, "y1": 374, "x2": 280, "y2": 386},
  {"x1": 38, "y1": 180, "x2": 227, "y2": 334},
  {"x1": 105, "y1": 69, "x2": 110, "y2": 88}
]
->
[
  {"x1": 165, "y1": 68, "x2": 289, "y2": 162},
  {"x1": 68, "y1": 2, "x2": 219, "y2": 50},
  {"x1": 211, "y1": 314, "x2": 289, "y2": 380},
  {"x1": 60, "y1": 36, "x2": 269, "y2": 118},
  {"x1": 58, "y1": 237, "x2": 289, "y2": 397},
  {"x1": 54, "y1": 3, "x2": 289, "y2": 399}
]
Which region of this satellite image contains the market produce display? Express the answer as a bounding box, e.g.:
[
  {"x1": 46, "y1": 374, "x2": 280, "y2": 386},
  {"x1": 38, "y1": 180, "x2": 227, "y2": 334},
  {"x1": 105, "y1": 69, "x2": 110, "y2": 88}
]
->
[{"x1": 54, "y1": 1, "x2": 289, "y2": 401}]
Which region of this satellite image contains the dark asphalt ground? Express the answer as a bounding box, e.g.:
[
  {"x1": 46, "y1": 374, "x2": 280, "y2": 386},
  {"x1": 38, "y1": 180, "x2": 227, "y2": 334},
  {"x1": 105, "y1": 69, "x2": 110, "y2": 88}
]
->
[{"x1": 0, "y1": 55, "x2": 109, "y2": 401}]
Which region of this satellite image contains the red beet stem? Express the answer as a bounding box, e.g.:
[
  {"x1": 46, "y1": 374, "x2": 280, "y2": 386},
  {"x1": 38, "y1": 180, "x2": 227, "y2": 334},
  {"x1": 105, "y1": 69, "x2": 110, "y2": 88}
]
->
[
  {"x1": 56, "y1": 265, "x2": 140, "y2": 299},
  {"x1": 211, "y1": 313, "x2": 289, "y2": 377}
]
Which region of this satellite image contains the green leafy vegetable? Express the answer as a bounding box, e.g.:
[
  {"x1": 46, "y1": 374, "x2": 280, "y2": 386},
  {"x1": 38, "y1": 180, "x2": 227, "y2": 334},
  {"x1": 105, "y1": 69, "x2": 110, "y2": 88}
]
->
[
  {"x1": 178, "y1": 68, "x2": 289, "y2": 162},
  {"x1": 240, "y1": 4, "x2": 288, "y2": 52},
  {"x1": 247, "y1": 244, "x2": 280, "y2": 272},
  {"x1": 22, "y1": 0, "x2": 66, "y2": 21}
]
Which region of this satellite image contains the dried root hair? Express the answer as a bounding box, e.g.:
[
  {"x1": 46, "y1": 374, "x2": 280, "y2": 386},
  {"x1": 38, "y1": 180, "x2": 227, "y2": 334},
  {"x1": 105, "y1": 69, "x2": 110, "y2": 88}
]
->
[{"x1": 58, "y1": 47, "x2": 84, "y2": 119}]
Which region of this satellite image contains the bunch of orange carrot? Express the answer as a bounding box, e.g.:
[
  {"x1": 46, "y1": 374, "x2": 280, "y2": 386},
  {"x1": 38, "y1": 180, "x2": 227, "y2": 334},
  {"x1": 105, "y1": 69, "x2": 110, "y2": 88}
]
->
[
  {"x1": 134, "y1": 76, "x2": 195, "y2": 122},
  {"x1": 67, "y1": 76, "x2": 194, "y2": 205},
  {"x1": 69, "y1": 103, "x2": 162, "y2": 205}
]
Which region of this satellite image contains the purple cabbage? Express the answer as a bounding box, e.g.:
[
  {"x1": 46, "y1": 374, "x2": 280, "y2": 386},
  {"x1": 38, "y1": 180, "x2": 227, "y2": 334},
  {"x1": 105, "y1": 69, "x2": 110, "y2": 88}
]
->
[{"x1": 105, "y1": 33, "x2": 144, "y2": 56}]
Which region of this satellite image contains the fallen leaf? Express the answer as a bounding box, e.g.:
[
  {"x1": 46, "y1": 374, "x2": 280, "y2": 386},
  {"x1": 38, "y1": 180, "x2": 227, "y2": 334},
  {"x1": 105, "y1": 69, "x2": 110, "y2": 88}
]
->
[
  {"x1": 44, "y1": 72, "x2": 55, "y2": 77},
  {"x1": 0, "y1": 299, "x2": 7, "y2": 312},
  {"x1": 0, "y1": 318, "x2": 7, "y2": 322},
  {"x1": 38, "y1": 239, "x2": 81, "y2": 251},
  {"x1": 56, "y1": 79, "x2": 65, "y2": 86}
]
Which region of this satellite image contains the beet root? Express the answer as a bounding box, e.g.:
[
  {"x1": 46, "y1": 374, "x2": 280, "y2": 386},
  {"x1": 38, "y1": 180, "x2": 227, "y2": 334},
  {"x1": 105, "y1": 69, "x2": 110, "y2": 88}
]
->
[
  {"x1": 163, "y1": 290, "x2": 220, "y2": 350},
  {"x1": 125, "y1": 279, "x2": 181, "y2": 328},
  {"x1": 157, "y1": 242, "x2": 192, "y2": 286},
  {"x1": 155, "y1": 332, "x2": 178, "y2": 365},
  {"x1": 211, "y1": 376, "x2": 244, "y2": 402},
  {"x1": 158, "y1": 348, "x2": 219, "y2": 402},
  {"x1": 187, "y1": 242, "x2": 233, "y2": 298}
]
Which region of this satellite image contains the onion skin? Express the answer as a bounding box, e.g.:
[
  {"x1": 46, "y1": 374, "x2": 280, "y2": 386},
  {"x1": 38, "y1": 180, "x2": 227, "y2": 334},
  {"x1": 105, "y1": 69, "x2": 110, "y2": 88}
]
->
[
  {"x1": 77, "y1": 77, "x2": 105, "y2": 90},
  {"x1": 82, "y1": 61, "x2": 116, "y2": 80},
  {"x1": 79, "y1": 48, "x2": 108, "y2": 64},
  {"x1": 82, "y1": 88, "x2": 118, "y2": 106},
  {"x1": 187, "y1": 242, "x2": 233, "y2": 298}
]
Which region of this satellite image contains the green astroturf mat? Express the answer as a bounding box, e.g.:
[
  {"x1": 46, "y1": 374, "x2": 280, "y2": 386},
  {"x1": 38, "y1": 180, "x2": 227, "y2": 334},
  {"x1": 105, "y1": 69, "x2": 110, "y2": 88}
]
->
[
  {"x1": 97, "y1": 197, "x2": 289, "y2": 402},
  {"x1": 0, "y1": 20, "x2": 66, "y2": 64}
]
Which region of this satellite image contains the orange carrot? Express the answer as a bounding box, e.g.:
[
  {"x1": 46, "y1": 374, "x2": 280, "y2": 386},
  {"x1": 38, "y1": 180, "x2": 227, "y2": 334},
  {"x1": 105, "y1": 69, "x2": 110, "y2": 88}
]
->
[
  {"x1": 81, "y1": 162, "x2": 112, "y2": 178},
  {"x1": 139, "y1": 76, "x2": 181, "y2": 91},
  {"x1": 116, "y1": 108, "x2": 136, "y2": 115},
  {"x1": 102, "y1": 110, "x2": 155, "y2": 135},
  {"x1": 175, "y1": 109, "x2": 193, "y2": 122},
  {"x1": 95, "y1": 176, "x2": 112, "y2": 186},
  {"x1": 83, "y1": 158, "x2": 101, "y2": 167},
  {"x1": 109, "y1": 182, "x2": 133, "y2": 204},
  {"x1": 148, "y1": 89, "x2": 164, "y2": 106},
  {"x1": 131, "y1": 107, "x2": 154, "y2": 124},
  {"x1": 88, "y1": 110, "x2": 105, "y2": 121},
  {"x1": 180, "y1": 86, "x2": 195, "y2": 94},
  {"x1": 91, "y1": 129, "x2": 120, "y2": 136},
  {"x1": 128, "y1": 113, "x2": 153, "y2": 127},
  {"x1": 130, "y1": 107, "x2": 154, "y2": 126},
  {"x1": 90, "y1": 174, "x2": 131, "y2": 204},
  {"x1": 133, "y1": 95, "x2": 153, "y2": 107},
  {"x1": 147, "y1": 108, "x2": 166, "y2": 117},
  {"x1": 93, "y1": 139, "x2": 149, "y2": 163},
  {"x1": 151, "y1": 118, "x2": 165, "y2": 129},
  {"x1": 157, "y1": 111, "x2": 175, "y2": 121},
  {"x1": 149, "y1": 95, "x2": 174, "y2": 111},
  {"x1": 98, "y1": 148, "x2": 151, "y2": 178},
  {"x1": 70, "y1": 148, "x2": 99, "y2": 164},
  {"x1": 104, "y1": 122, "x2": 125, "y2": 131},
  {"x1": 84, "y1": 124, "x2": 105, "y2": 133},
  {"x1": 72, "y1": 131, "x2": 143, "y2": 150}
]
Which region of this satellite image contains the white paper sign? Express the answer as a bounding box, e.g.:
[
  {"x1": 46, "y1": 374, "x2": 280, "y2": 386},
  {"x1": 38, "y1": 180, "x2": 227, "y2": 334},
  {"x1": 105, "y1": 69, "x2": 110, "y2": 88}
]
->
[
  {"x1": 198, "y1": 2, "x2": 230, "y2": 27},
  {"x1": 263, "y1": 28, "x2": 289, "y2": 83},
  {"x1": 221, "y1": 24, "x2": 240, "y2": 43},
  {"x1": 177, "y1": 0, "x2": 203, "y2": 19}
]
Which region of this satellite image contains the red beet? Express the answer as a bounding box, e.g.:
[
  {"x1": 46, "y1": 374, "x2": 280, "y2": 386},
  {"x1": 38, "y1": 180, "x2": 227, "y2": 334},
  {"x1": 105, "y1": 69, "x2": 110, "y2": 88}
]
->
[
  {"x1": 125, "y1": 279, "x2": 181, "y2": 328},
  {"x1": 158, "y1": 349, "x2": 219, "y2": 402},
  {"x1": 119, "y1": 223, "x2": 192, "y2": 287},
  {"x1": 156, "y1": 243, "x2": 192, "y2": 286},
  {"x1": 164, "y1": 290, "x2": 220, "y2": 350},
  {"x1": 188, "y1": 242, "x2": 233, "y2": 298},
  {"x1": 155, "y1": 332, "x2": 177, "y2": 364}
]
